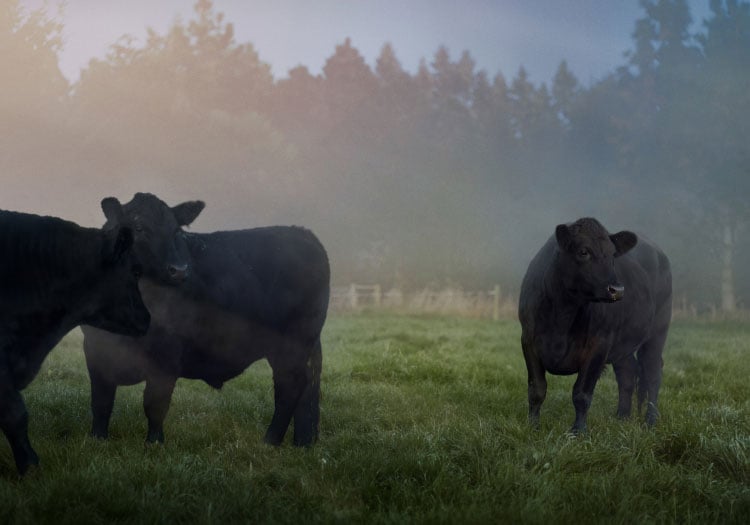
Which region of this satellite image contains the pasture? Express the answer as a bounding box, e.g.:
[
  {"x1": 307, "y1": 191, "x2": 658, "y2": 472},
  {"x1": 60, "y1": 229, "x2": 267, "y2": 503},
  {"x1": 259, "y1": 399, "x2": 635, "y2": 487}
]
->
[{"x1": 1, "y1": 314, "x2": 748, "y2": 524}]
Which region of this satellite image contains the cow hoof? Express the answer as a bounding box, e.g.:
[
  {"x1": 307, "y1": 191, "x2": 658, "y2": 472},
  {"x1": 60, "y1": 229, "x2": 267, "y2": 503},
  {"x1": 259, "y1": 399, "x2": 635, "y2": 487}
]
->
[
  {"x1": 16, "y1": 452, "x2": 40, "y2": 478},
  {"x1": 18, "y1": 462, "x2": 42, "y2": 479},
  {"x1": 145, "y1": 433, "x2": 165, "y2": 445},
  {"x1": 90, "y1": 431, "x2": 109, "y2": 440},
  {"x1": 568, "y1": 425, "x2": 587, "y2": 436},
  {"x1": 263, "y1": 433, "x2": 283, "y2": 447},
  {"x1": 293, "y1": 436, "x2": 317, "y2": 448}
]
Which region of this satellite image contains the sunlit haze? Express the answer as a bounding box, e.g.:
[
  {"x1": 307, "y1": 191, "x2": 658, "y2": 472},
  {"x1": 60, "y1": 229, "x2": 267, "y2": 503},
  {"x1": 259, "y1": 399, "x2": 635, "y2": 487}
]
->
[{"x1": 2, "y1": 0, "x2": 747, "y2": 309}]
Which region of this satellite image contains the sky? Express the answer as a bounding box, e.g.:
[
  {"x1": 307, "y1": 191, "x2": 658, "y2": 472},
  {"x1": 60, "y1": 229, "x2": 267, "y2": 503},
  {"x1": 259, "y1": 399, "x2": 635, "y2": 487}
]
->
[{"x1": 23, "y1": 0, "x2": 713, "y2": 85}]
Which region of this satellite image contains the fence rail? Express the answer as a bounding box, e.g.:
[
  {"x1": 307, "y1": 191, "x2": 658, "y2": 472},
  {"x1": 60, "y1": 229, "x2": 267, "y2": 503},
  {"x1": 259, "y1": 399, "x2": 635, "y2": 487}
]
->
[
  {"x1": 330, "y1": 283, "x2": 516, "y2": 320},
  {"x1": 331, "y1": 285, "x2": 749, "y2": 321}
]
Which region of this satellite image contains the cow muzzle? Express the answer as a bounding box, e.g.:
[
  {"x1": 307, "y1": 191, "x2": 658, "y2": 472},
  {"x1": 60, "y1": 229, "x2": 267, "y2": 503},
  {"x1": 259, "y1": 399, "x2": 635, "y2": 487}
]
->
[
  {"x1": 167, "y1": 263, "x2": 189, "y2": 283},
  {"x1": 607, "y1": 284, "x2": 625, "y2": 302}
]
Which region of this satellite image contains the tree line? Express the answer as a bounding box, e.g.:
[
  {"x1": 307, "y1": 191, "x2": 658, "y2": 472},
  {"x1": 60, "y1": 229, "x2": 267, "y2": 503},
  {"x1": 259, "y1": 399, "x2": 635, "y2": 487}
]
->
[{"x1": 2, "y1": 0, "x2": 749, "y2": 311}]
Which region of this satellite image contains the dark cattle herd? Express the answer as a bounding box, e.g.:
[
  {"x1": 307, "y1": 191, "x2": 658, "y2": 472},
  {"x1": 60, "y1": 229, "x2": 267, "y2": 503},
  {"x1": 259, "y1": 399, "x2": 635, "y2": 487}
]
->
[{"x1": 0, "y1": 194, "x2": 673, "y2": 476}]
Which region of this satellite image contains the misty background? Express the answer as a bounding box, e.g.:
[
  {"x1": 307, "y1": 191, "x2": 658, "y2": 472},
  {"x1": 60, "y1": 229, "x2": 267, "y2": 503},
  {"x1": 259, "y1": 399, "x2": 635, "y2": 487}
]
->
[{"x1": 1, "y1": 0, "x2": 749, "y2": 312}]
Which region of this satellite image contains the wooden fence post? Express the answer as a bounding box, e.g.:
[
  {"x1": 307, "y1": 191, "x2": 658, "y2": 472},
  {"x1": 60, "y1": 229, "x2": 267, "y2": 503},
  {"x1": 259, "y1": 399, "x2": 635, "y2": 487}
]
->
[
  {"x1": 374, "y1": 284, "x2": 382, "y2": 307},
  {"x1": 492, "y1": 284, "x2": 501, "y2": 321},
  {"x1": 348, "y1": 283, "x2": 358, "y2": 309}
]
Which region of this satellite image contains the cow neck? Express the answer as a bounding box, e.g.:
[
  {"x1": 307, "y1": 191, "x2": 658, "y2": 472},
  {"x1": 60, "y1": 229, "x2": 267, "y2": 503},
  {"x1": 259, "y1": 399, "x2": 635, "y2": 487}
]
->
[
  {"x1": 56, "y1": 229, "x2": 109, "y2": 322},
  {"x1": 542, "y1": 253, "x2": 586, "y2": 336},
  {"x1": 10, "y1": 224, "x2": 102, "y2": 317}
]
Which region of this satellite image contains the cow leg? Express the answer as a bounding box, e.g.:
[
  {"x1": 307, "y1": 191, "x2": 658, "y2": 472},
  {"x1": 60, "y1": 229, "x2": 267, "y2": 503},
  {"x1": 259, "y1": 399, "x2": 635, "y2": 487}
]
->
[
  {"x1": 293, "y1": 338, "x2": 322, "y2": 447},
  {"x1": 522, "y1": 334, "x2": 547, "y2": 428},
  {"x1": 0, "y1": 380, "x2": 38, "y2": 475},
  {"x1": 570, "y1": 352, "x2": 607, "y2": 434},
  {"x1": 264, "y1": 352, "x2": 308, "y2": 446},
  {"x1": 637, "y1": 332, "x2": 666, "y2": 427},
  {"x1": 89, "y1": 370, "x2": 117, "y2": 439},
  {"x1": 612, "y1": 353, "x2": 637, "y2": 419},
  {"x1": 143, "y1": 375, "x2": 176, "y2": 444}
]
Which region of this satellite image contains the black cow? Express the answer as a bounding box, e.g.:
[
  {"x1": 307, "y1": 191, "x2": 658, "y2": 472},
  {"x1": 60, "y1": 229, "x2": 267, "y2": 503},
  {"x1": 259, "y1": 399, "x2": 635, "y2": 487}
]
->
[
  {"x1": 81, "y1": 193, "x2": 330, "y2": 447},
  {"x1": 0, "y1": 208, "x2": 150, "y2": 475},
  {"x1": 519, "y1": 217, "x2": 672, "y2": 433}
]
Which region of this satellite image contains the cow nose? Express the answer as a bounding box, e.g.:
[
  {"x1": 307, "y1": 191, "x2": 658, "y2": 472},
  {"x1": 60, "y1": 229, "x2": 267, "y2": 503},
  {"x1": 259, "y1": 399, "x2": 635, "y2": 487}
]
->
[
  {"x1": 167, "y1": 263, "x2": 188, "y2": 282},
  {"x1": 607, "y1": 284, "x2": 625, "y2": 301}
]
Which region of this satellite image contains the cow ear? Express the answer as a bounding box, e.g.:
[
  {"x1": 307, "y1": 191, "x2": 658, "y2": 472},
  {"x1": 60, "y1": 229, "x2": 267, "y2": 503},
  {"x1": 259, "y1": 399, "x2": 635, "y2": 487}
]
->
[
  {"x1": 172, "y1": 200, "x2": 205, "y2": 226},
  {"x1": 611, "y1": 231, "x2": 637, "y2": 257},
  {"x1": 104, "y1": 227, "x2": 134, "y2": 265},
  {"x1": 555, "y1": 224, "x2": 573, "y2": 250},
  {"x1": 101, "y1": 197, "x2": 123, "y2": 222}
]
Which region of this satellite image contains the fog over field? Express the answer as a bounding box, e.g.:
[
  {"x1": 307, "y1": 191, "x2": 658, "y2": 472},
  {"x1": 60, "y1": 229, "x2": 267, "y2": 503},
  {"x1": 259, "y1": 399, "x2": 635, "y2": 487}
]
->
[{"x1": 2, "y1": 0, "x2": 749, "y2": 311}]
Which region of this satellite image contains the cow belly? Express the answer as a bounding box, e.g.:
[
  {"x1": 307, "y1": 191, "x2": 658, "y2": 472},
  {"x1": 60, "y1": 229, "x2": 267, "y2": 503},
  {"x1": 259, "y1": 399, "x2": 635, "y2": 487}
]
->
[
  {"x1": 180, "y1": 352, "x2": 261, "y2": 388},
  {"x1": 176, "y1": 321, "x2": 276, "y2": 387},
  {"x1": 536, "y1": 335, "x2": 585, "y2": 375}
]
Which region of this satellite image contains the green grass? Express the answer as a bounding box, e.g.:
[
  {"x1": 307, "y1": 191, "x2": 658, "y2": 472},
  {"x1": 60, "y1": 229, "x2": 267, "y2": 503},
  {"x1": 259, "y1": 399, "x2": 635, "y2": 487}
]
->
[{"x1": 1, "y1": 315, "x2": 748, "y2": 524}]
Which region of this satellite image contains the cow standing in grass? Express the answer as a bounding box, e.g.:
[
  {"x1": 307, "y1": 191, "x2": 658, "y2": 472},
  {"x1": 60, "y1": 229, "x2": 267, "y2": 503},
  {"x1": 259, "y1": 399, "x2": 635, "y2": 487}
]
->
[
  {"x1": 0, "y1": 209, "x2": 150, "y2": 475},
  {"x1": 519, "y1": 217, "x2": 672, "y2": 432},
  {"x1": 82, "y1": 193, "x2": 330, "y2": 447}
]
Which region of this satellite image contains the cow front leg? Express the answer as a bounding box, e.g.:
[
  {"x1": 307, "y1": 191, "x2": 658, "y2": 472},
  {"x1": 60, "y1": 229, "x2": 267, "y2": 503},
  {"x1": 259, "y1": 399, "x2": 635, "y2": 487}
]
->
[
  {"x1": 89, "y1": 370, "x2": 117, "y2": 439},
  {"x1": 264, "y1": 360, "x2": 307, "y2": 447},
  {"x1": 0, "y1": 384, "x2": 38, "y2": 476},
  {"x1": 522, "y1": 334, "x2": 547, "y2": 428},
  {"x1": 570, "y1": 352, "x2": 607, "y2": 434},
  {"x1": 293, "y1": 338, "x2": 322, "y2": 447},
  {"x1": 612, "y1": 353, "x2": 637, "y2": 419},
  {"x1": 143, "y1": 375, "x2": 176, "y2": 444}
]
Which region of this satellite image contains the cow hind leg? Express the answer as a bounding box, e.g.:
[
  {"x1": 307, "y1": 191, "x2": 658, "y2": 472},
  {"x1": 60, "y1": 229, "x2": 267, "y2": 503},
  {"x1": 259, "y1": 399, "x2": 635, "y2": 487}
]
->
[
  {"x1": 522, "y1": 335, "x2": 547, "y2": 428},
  {"x1": 293, "y1": 338, "x2": 322, "y2": 447},
  {"x1": 265, "y1": 350, "x2": 309, "y2": 446},
  {"x1": 612, "y1": 354, "x2": 637, "y2": 419},
  {"x1": 143, "y1": 375, "x2": 177, "y2": 444},
  {"x1": 637, "y1": 331, "x2": 667, "y2": 427},
  {"x1": 89, "y1": 371, "x2": 117, "y2": 439}
]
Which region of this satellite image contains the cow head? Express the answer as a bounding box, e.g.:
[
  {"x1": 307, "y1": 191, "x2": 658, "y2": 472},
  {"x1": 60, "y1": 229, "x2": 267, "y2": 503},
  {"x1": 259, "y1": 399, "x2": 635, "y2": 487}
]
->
[
  {"x1": 86, "y1": 225, "x2": 151, "y2": 336},
  {"x1": 554, "y1": 218, "x2": 637, "y2": 303},
  {"x1": 100, "y1": 192, "x2": 205, "y2": 285}
]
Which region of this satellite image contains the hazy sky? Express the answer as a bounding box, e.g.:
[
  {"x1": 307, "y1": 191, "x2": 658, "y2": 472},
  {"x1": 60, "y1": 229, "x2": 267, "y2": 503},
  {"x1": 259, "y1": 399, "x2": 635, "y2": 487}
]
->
[{"x1": 24, "y1": 0, "x2": 712, "y2": 85}]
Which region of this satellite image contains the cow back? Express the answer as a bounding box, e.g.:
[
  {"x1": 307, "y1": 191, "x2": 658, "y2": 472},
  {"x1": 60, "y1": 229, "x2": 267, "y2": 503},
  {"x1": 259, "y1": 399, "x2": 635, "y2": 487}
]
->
[{"x1": 181, "y1": 226, "x2": 330, "y2": 333}]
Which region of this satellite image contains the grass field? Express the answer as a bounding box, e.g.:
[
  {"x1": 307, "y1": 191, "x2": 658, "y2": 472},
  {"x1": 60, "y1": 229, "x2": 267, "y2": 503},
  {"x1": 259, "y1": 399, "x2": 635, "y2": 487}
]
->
[{"x1": 0, "y1": 314, "x2": 748, "y2": 524}]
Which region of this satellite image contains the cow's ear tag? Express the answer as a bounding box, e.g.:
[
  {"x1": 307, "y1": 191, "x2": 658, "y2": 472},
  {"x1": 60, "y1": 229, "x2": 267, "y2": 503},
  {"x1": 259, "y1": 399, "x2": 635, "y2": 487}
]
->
[
  {"x1": 555, "y1": 224, "x2": 573, "y2": 250},
  {"x1": 611, "y1": 231, "x2": 637, "y2": 257}
]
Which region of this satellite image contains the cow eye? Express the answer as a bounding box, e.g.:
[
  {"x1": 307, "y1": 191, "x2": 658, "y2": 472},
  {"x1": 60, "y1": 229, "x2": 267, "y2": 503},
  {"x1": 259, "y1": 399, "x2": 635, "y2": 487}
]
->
[
  {"x1": 132, "y1": 264, "x2": 143, "y2": 278},
  {"x1": 577, "y1": 248, "x2": 591, "y2": 261},
  {"x1": 134, "y1": 224, "x2": 144, "y2": 233}
]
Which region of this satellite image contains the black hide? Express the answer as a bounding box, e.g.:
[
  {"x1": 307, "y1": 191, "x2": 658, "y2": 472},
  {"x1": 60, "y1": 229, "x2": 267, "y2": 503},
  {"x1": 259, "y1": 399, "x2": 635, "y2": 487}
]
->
[{"x1": 518, "y1": 218, "x2": 672, "y2": 432}]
